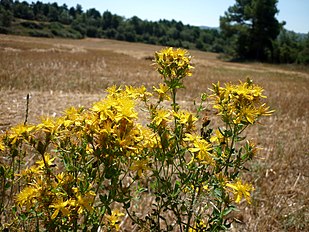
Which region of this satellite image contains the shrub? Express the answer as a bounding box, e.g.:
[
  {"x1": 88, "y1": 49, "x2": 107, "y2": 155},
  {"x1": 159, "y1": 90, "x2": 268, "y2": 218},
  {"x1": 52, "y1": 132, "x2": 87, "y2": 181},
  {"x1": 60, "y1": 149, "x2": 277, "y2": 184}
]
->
[
  {"x1": 0, "y1": 47, "x2": 273, "y2": 231},
  {"x1": 20, "y1": 21, "x2": 44, "y2": 29},
  {"x1": 28, "y1": 29, "x2": 53, "y2": 38}
]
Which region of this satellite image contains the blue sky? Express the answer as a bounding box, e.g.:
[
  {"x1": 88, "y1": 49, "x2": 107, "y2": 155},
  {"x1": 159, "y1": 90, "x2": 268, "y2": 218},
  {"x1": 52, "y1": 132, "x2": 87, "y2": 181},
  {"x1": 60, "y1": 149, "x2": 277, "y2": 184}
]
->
[{"x1": 25, "y1": 0, "x2": 309, "y2": 33}]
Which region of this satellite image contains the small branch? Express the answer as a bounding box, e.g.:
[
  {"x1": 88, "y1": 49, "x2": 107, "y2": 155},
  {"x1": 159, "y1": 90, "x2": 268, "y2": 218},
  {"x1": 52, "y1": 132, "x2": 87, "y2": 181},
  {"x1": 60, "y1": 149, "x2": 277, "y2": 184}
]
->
[{"x1": 24, "y1": 93, "x2": 30, "y2": 126}]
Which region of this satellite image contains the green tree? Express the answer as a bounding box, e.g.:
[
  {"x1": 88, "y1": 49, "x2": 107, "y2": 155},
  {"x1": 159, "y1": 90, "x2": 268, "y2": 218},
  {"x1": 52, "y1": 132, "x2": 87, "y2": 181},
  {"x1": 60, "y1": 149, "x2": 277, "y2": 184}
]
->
[
  {"x1": 0, "y1": 6, "x2": 13, "y2": 29},
  {"x1": 220, "y1": 0, "x2": 282, "y2": 61},
  {"x1": 13, "y1": 1, "x2": 34, "y2": 20}
]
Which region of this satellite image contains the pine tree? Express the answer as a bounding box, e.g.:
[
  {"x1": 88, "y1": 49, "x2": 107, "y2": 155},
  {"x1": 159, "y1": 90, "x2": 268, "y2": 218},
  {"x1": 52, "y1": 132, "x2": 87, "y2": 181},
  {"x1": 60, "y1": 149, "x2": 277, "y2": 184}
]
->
[{"x1": 220, "y1": 0, "x2": 282, "y2": 61}]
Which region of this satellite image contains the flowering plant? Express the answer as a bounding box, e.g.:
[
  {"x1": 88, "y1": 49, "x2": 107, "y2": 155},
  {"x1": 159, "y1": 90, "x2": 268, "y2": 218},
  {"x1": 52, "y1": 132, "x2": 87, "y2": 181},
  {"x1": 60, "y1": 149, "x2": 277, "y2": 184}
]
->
[{"x1": 0, "y1": 47, "x2": 273, "y2": 231}]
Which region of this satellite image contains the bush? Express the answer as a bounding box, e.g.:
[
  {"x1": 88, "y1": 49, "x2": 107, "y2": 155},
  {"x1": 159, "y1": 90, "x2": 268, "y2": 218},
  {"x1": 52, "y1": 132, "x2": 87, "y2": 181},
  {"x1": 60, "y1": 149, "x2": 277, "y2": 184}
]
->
[
  {"x1": 0, "y1": 47, "x2": 273, "y2": 231},
  {"x1": 28, "y1": 29, "x2": 53, "y2": 38},
  {"x1": 20, "y1": 21, "x2": 44, "y2": 29}
]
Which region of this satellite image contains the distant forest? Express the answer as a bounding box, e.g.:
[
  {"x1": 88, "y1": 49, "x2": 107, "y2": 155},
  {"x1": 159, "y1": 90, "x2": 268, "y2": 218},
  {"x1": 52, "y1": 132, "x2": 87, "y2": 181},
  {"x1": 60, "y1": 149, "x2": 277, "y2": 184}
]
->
[{"x1": 0, "y1": 0, "x2": 308, "y2": 64}]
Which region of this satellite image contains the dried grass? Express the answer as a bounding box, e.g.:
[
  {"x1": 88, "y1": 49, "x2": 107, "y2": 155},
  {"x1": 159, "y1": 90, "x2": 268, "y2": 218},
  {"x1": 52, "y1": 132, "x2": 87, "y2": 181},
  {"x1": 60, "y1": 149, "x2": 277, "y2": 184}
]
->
[{"x1": 0, "y1": 34, "x2": 308, "y2": 231}]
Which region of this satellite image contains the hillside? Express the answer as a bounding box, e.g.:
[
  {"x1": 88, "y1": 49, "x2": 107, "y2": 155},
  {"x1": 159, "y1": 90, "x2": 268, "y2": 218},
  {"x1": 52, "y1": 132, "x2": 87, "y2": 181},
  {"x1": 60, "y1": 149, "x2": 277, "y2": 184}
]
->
[{"x1": 1, "y1": 0, "x2": 308, "y2": 64}]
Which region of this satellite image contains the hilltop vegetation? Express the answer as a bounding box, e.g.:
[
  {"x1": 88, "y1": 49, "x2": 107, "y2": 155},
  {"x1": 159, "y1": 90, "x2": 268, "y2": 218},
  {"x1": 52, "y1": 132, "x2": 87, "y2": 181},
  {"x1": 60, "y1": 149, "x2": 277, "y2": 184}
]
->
[{"x1": 0, "y1": 0, "x2": 308, "y2": 63}]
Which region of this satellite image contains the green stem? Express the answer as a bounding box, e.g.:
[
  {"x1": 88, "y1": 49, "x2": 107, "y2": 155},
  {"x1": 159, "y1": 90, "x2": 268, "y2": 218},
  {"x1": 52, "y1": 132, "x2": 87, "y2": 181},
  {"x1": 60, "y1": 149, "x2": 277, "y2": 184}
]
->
[
  {"x1": 224, "y1": 125, "x2": 237, "y2": 176},
  {"x1": 185, "y1": 169, "x2": 200, "y2": 232}
]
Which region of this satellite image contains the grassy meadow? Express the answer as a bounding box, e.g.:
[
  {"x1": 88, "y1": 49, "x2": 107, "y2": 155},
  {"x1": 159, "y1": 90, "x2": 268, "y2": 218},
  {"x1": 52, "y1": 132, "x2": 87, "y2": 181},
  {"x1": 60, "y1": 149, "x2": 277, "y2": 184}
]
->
[{"x1": 0, "y1": 34, "x2": 308, "y2": 231}]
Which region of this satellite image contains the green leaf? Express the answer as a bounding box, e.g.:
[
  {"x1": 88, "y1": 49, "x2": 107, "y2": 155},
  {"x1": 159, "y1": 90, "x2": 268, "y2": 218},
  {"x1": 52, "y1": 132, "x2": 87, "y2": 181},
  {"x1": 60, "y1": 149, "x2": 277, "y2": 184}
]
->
[{"x1": 223, "y1": 205, "x2": 235, "y2": 216}]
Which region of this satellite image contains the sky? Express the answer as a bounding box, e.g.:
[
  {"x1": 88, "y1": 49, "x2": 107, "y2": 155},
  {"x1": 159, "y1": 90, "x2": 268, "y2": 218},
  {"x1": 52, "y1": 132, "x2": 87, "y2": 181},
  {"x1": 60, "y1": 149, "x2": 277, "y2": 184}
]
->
[{"x1": 24, "y1": 0, "x2": 309, "y2": 33}]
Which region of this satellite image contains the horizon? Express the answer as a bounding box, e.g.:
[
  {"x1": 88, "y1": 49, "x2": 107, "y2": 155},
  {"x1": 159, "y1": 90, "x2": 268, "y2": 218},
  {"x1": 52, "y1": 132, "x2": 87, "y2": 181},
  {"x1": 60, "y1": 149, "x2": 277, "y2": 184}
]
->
[{"x1": 23, "y1": 0, "x2": 309, "y2": 34}]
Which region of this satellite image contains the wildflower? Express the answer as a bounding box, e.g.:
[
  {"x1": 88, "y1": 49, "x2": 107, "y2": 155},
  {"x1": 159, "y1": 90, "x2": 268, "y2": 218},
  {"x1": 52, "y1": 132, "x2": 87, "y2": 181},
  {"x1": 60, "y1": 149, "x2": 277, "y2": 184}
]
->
[
  {"x1": 16, "y1": 186, "x2": 39, "y2": 209},
  {"x1": 132, "y1": 85, "x2": 152, "y2": 101},
  {"x1": 8, "y1": 124, "x2": 35, "y2": 145},
  {"x1": 210, "y1": 129, "x2": 226, "y2": 145},
  {"x1": 63, "y1": 106, "x2": 83, "y2": 127},
  {"x1": 130, "y1": 158, "x2": 150, "y2": 178},
  {"x1": 71, "y1": 187, "x2": 95, "y2": 214},
  {"x1": 19, "y1": 165, "x2": 42, "y2": 177},
  {"x1": 124, "y1": 85, "x2": 152, "y2": 101},
  {"x1": 55, "y1": 172, "x2": 73, "y2": 185},
  {"x1": 36, "y1": 154, "x2": 56, "y2": 169},
  {"x1": 138, "y1": 126, "x2": 159, "y2": 149},
  {"x1": 154, "y1": 47, "x2": 193, "y2": 80},
  {"x1": 226, "y1": 179, "x2": 254, "y2": 204},
  {"x1": 152, "y1": 109, "x2": 172, "y2": 127},
  {"x1": 173, "y1": 110, "x2": 198, "y2": 131},
  {"x1": 36, "y1": 117, "x2": 58, "y2": 133},
  {"x1": 105, "y1": 209, "x2": 125, "y2": 231},
  {"x1": 0, "y1": 137, "x2": 5, "y2": 151},
  {"x1": 211, "y1": 79, "x2": 273, "y2": 125},
  {"x1": 91, "y1": 100, "x2": 115, "y2": 121},
  {"x1": 183, "y1": 183, "x2": 208, "y2": 194},
  {"x1": 113, "y1": 97, "x2": 138, "y2": 123},
  {"x1": 86, "y1": 143, "x2": 94, "y2": 155},
  {"x1": 106, "y1": 85, "x2": 122, "y2": 97},
  {"x1": 49, "y1": 198, "x2": 71, "y2": 219},
  {"x1": 184, "y1": 133, "x2": 214, "y2": 165},
  {"x1": 153, "y1": 83, "x2": 171, "y2": 101},
  {"x1": 189, "y1": 219, "x2": 207, "y2": 232}
]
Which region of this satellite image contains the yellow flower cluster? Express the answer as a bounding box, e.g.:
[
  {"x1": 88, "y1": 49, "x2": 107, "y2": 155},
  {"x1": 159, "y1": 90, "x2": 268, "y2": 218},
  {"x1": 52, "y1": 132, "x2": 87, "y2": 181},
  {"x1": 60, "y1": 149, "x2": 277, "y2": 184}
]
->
[
  {"x1": 226, "y1": 179, "x2": 254, "y2": 204},
  {"x1": 16, "y1": 155, "x2": 95, "y2": 220},
  {"x1": 184, "y1": 133, "x2": 214, "y2": 165},
  {"x1": 10, "y1": 85, "x2": 159, "y2": 225},
  {"x1": 154, "y1": 47, "x2": 193, "y2": 80},
  {"x1": 0, "y1": 47, "x2": 274, "y2": 231},
  {"x1": 211, "y1": 79, "x2": 273, "y2": 124},
  {"x1": 105, "y1": 209, "x2": 125, "y2": 231}
]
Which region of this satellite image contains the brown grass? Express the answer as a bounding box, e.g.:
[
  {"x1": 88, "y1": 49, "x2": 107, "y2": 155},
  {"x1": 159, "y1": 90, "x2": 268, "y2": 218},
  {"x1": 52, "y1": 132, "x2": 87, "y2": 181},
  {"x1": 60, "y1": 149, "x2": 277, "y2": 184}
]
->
[{"x1": 1, "y1": 34, "x2": 308, "y2": 231}]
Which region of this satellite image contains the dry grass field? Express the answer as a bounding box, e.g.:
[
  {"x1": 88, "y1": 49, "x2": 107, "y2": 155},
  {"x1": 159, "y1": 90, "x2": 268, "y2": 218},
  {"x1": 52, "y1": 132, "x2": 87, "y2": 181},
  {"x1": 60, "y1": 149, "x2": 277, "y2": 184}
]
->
[{"x1": 0, "y1": 34, "x2": 308, "y2": 231}]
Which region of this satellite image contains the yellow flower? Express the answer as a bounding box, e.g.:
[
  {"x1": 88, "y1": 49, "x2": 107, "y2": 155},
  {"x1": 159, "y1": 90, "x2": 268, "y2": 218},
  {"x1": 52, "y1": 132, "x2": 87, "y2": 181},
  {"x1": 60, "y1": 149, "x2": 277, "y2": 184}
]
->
[
  {"x1": 154, "y1": 47, "x2": 193, "y2": 80},
  {"x1": 106, "y1": 85, "x2": 122, "y2": 97},
  {"x1": 138, "y1": 126, "x2": 159, "y2": 149},
  {"x1": 8, "y1": 124, "x2": 35, "y2": 145},
  {"x1": 0, "y1": 137, "x2": 5, "y2": 151},
  {"x1": 183, "y1": 133, "x2": 201, "y2": 142},
  {"x1": 19, "y1": 165, "x2": 42, "y2": 177},
  {"x1": 55, "y1": 172, "x2": 73, "y2": 185},
  {"x1": 211, "y1": 79, "x2": 273, "y2": 125},
  {"x1": 189, "y1": 219, "x2": 207, "y2": 232},
  {"x1": 71, "y1": 187, "x2": 95, "y2": 214},
  {"x1": 105, "y1": 209, "x2": 125, "y2": 231},
  {"x1": 132, "y1": 85, "x2": 152, "y2": 101},
  {"x1": 49, "y1": 198, "x2": 71, "y2": 219},
  {"x1": 86, "y1": 143, "x2": 94, "y2": 155},
  {"x1": 173, "y1": 110, "x2": 198, "y2": 131},
  {"x1": 226, "y1": 179, "x2": 254, "y2": 204},
  {"x1": 153, "y1": 83, "x2": 171, "y2": 101},
  {"x1": 16, "y1": 186, "x2": 39, "y2": 208},
  {"x1": 36, "y1": 117, "x2": 58, "y2": 133},
  {"x1": 130, "y1": 158, "x2": 150, "y2": 177},
  {"x1": 113, "y1": 97, "x2": 138, "y2": 123},
  {"x1": 185, "y1": 133, "x2": 214, "y2": 165},
  {"x1": 210, "y1": 129, "x2": 226, "y2": 145},
  {"x1": 36, "y1": 154, "x2": 56, "y2": 169},
  {"x1": 152, "y1": 109, "x2": 171, "y2": 127},
  {"x1": 63, "y1": 106, "x2": 83, "y2": 127},
  {"x1": 91, "y1": 100, "x2": 115, "y2": 121},
  {"x1": 124, "y1": 85, "x2": 152, "y2": 101}
]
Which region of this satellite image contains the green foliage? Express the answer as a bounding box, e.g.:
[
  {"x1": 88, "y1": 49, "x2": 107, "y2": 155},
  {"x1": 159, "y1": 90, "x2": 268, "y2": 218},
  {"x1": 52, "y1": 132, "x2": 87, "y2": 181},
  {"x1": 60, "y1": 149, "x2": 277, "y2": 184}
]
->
[
  {"x1": 0, "y1": 48, "x2": 273, "y2": 231},
  {"x1": 220, "y1": 0, "x2": 282, "y2": 61},
  {"x1": 272, "y1": 29, "x2": 309, "y2": 64}
]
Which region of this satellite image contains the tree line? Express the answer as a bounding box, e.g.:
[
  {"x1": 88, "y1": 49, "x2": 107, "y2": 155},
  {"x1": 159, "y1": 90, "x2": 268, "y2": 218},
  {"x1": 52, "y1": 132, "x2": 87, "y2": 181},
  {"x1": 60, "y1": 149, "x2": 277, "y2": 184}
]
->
[{"x1": 0, "y1": 0, "x2": 308, "y2": 64}]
